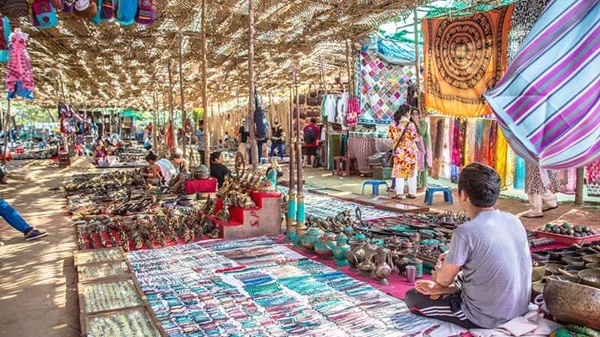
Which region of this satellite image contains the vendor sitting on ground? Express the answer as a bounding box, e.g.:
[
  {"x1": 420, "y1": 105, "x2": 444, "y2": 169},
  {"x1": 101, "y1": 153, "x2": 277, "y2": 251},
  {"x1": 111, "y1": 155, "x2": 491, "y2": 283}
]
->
[
  {"x1": 405, "y1": 163, "x2": 531, "y2": 329},
  {"x1": 144, "y1": 151, "x2": 187, "y2": 186},
  {"x1": 210, "y1": 151, "x2": 231, "y2": 188}
]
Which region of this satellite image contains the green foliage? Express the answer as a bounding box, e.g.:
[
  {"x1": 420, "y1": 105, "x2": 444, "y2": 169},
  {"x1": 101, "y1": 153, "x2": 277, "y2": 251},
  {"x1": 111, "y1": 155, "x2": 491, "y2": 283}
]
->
[{"x1": 192, "y1": 108, "x2": 204, "y2": 123}]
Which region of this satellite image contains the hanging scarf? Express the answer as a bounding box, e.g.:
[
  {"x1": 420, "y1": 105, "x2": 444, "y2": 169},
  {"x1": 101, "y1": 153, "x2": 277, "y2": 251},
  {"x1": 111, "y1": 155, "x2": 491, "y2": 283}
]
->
[
  {"x1": 489, "y1": 120, "x2": 498, "y2": 167},
  {"x1": 459, "y1": 119, "x2": 467, "y2": 167},
  {"x1": 466, "y1": 118, "x2": 477, "y2": 164},
  {"x1": 587, "y1": 158, "x2": 600, "y2": 197},
  {"x1": 475, "y1": 119, "x2": 484, "y2": 163},
  {"x1": 495, "y1": 125, "x2": 509, "y2": 189},
  {"x1": 6, "y1": 29, "x2": 34, "y2": 100},
  {"x1": 0, "y1": 15, "x2": 9, "y2": 62},
  {"x1": 481, "y1": 119, "x2": 492, "y2": 166},
  {"x1": 507, "y1": 0, "x2": 550, "y2": 63},
  {"x1": 514, "y1": 156, "x2": 526, "y2": 190}
]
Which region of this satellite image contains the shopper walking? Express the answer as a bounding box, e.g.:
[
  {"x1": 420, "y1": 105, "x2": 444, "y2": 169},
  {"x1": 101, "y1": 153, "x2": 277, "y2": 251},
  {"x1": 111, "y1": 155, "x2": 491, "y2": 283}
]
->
[
  {"x1": 195, "y1": 120, "x2": 205, "y2": 164},
  {"x1": 302, "y1": 117, "x2": 320, "y2": 167},
  {"x1": 269, "y1": 121, "x2": 285, "y2": 159},
  {"x1": 237, "y1": 120, "x2": 249, "y2": 164},
  {"x1": 0, "y1": 195, "x2": 47, "y2": 241},
  {"x1": 388, "y1": 104, "x2": 419, "y2": 199},
  {"x1": 522, "y1": 161, "x2": 559, "y2": 218}
]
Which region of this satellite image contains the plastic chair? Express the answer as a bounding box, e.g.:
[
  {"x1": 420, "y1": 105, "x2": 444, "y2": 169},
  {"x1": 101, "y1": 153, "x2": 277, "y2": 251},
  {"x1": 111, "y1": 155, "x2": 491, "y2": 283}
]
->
[
  {"x1": 424, "y1": 185, "x2": 453, "y2": 205},
  {"x1": 362, "y1": 180, "x2": 389, "y2": 196}
]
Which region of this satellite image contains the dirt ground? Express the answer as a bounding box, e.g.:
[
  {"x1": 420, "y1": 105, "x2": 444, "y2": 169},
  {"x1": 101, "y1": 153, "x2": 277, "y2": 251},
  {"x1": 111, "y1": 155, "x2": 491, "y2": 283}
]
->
[{"x1": 0, "y1": 161, "x2": 598, "y2": 337}]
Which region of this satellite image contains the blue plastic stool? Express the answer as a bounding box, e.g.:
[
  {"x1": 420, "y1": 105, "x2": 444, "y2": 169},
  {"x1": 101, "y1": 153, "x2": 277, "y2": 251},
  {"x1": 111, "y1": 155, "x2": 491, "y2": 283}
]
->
[
  {"x1": 362, "y1": 180, "x2": 389, "y2": 196},
  {"x1": 259, "y1": 158, "x2": 269, "y2": 164},
  {"x1": 424, "y1": 185, "x2": 453, "y2": 205}
]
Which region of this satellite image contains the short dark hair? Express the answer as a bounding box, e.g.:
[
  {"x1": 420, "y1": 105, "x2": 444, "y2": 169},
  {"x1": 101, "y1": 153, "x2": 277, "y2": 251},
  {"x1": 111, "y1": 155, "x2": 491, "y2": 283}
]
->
[
  {"x1": 310, "y1": 117, "x2": 316, "y2": 123},
  {"x1": 145, "y1": 151, "x2": 157, "y2": 162},
  {"x1": 458, "y1": 163, "x2": 501, "y2": 208},
  {"x1": 210, "y1": 151, "x2": 221, "y2": 163},
  {"x1": 394, "y1": 104, "x2": 410, "y2": 123}
]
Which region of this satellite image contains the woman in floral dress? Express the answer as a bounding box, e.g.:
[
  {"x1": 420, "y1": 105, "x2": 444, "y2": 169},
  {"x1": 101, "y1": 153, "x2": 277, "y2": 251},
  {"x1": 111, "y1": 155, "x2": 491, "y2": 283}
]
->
[
  {"x1": 522, "y1": 160, "x2": 559, "y2": 218},
  {"x1": 388, "y1": 105, "x2": 420, "y2": 199}
]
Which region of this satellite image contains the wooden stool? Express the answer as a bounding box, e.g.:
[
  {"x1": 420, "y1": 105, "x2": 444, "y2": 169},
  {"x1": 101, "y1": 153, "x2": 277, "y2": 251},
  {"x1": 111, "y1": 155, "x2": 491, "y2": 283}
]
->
[{"x1": 333, "y1": 156, "x2": 358, "y2": 177}]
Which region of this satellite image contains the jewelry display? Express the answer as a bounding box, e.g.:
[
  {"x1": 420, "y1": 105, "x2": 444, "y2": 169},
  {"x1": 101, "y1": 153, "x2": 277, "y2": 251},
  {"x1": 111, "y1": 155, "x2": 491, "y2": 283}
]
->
[
  {"x1": 86, "y1": 308, "x2": 162, "y2": 337},
  {"x1": 78, "y1": 261, "x2": 130, "y2": 282},
  {"x1": 81, "y1": 279, "x2": 143, "y2": 314},
  {"x1": 125, "y1": 238, "x2": 413, "y2": 336},
  {"x1": 75, "y1": 248, "x2": 124, "y2": 265}
]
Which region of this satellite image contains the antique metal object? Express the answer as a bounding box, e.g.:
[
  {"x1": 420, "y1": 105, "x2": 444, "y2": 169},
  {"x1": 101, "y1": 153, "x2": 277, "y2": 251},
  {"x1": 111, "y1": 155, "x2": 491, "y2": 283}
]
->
[{"x1": 544, "y1": 279, "x2": 600, "y2": 330}]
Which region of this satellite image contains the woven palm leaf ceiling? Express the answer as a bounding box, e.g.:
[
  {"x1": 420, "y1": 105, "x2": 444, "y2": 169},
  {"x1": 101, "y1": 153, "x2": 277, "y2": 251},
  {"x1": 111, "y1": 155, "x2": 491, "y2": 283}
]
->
[{"x1": 3, "y1": 0, "x2": 429, "y2": 111}]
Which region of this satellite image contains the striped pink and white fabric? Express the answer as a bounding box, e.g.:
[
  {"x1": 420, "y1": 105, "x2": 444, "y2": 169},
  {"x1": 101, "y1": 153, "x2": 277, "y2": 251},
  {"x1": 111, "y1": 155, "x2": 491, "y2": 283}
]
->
[{"x1": 484, "y1": 0, "x2": 600, "y2": 170}]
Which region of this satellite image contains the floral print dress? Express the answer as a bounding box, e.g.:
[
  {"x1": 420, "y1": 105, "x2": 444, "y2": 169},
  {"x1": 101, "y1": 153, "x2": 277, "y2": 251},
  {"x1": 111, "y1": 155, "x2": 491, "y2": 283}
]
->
[{"x1": 388, "y1": 118, "x2": 419, "y2": 179}]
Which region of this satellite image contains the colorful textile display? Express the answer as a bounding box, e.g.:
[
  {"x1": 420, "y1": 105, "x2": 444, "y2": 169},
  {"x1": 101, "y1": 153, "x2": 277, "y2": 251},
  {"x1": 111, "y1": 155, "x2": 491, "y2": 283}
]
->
[
  {"x1": 514, "y1": 156, "x2": 526, "y2": 190},
  {"x1": 423, "y1": 5, "x2": 514, "y2": 117},
  {"x1": 6, "y1": 29, "x2": 34, "y2": 100},
  {"x1": 358, "y1": 50, "x2": 418, "y2": 124},
  {"x1": 485, "y1": 0, "x2": 600, "y2": 170},
  {"x1": 557, "y1": 168, "x2": 577, "y2": 195},
  {"x1": 587, "y1": 159, "x2": 600, "y2": 197}
]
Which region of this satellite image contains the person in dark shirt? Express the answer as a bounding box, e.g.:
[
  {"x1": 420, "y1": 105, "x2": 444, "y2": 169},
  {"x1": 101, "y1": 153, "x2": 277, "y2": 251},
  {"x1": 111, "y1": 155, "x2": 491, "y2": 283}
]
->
[
  {"x1": 210, "y1": 151, "x2": 231, "y2": 188},
  {"x1": 269, "y1": 121, "x2": 285, "y2": 159}
]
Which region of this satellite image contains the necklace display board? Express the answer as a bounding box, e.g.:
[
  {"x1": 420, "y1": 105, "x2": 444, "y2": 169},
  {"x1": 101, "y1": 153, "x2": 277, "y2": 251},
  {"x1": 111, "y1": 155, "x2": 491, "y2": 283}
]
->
[
  {"x1": 126, "y1": 237, "x2": 435, "y2": 336},
  {"x1": 74, "y1": 248, "x2": 167, "y2": 337}
]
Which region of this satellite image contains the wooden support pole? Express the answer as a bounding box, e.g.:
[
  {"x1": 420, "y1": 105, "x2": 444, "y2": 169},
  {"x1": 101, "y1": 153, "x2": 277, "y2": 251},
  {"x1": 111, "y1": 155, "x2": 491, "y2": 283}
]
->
[
  {"x1": 179, "y1": 35, "x2": 187, "y2": 156},
  {"x1": 285, "y1": 84, "x2": 297, "y2": 243},
  {"x1": 248, "y1": 0, "x2": 258, "y2": 169},
  {"x1": 294, "y1": 70, "x2": 306, "y2": 239},
  {"x1": 345, "y1": 40, "x2": 352, "y2": 91},
  {"x1": 413, "y1": 8, "x2": 422, "y2": 112},
  {"x1": 575, "y1": 168, "x2": 585, "y2": 206},
  {"x1": 152, "y1": 92, "x2": 158, "y2": 150},
  {"x1": 2, "y1": 100, "x2": 10, "y2": 165},
  {"x1": 201, "y1": 0, "x2": 210, "y2": 167},
  {"x1": 168, "y1": 59, "x2": 176, "y2": 152}
]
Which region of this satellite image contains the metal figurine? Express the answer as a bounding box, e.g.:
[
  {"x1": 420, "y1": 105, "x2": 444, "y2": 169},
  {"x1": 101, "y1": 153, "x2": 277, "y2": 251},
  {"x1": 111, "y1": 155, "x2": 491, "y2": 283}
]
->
[{"x1": 294, "y1": 69, "x2": 307, "y2": 243}]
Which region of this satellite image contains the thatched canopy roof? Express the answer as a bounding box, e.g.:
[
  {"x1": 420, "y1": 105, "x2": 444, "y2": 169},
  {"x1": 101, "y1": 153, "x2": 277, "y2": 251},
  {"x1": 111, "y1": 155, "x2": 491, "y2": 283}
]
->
[{"x1": 2, "y1": 0, "x2": 428, "y2": 111}]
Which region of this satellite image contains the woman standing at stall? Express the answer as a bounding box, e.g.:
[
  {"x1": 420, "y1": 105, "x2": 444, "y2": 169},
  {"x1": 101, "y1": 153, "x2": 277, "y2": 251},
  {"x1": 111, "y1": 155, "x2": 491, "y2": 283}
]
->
[
  {"x1": 411, "y1": 108, "x2": 432, "y2": 190},
  {"x1": 388, "y1": 104, "x2": 420, "y2": 199}
]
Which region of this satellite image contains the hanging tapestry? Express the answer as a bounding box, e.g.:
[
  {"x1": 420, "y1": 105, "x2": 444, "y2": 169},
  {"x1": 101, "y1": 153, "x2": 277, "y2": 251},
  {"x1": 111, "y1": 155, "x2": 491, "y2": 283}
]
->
[
  {"x1": 485, "y1": 0, "x2": 600, "y2": 170},
  {"x1": 557, "y1": 168, "x2": 576, "y2": 195},
  {"x1": 507, "y1": 0, "x2": 550, "y2": 63},
  {"x1": 587, "y1": 159, "x2": 600, "y2": 197},
  {"x1": 358, "y1": 50, "x2": 418, "y2": 124},
  {"x1": 423, "y1": 5, "x2": 514, "y2": 117}
]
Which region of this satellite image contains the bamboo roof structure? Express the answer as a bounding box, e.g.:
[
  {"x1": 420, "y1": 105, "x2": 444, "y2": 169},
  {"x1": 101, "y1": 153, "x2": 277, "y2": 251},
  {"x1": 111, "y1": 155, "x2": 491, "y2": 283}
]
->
[{"x1": 1, "y1": 0, "x2": 430, "y2": 111}]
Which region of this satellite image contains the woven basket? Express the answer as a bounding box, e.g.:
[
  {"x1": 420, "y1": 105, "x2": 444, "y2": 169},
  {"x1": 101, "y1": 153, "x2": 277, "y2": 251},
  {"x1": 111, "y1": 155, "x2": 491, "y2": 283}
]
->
[{"x1": 0, "y1": 0, "x2": 29, "y2": 18}]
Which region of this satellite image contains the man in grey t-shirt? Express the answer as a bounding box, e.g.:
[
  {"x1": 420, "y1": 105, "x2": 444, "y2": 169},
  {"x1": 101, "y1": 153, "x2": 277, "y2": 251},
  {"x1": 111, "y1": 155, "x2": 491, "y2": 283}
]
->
[{"x1": 405, "y1": 163, "x2": 532, "y2": 329}]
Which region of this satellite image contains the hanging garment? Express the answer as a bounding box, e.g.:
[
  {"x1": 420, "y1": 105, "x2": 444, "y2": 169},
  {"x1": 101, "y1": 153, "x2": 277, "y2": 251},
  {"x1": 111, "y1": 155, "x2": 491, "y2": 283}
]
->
[
  {"x1": 116, "y1": 0, "x2": 137, "y2": 25},
  {"x1": 586, "y1": 159, "x2": 600, "y2": 197},
  {"x1": 514, "y1": 156, "x2": 526, "y2": 190},
  {"x1": 475, "y1": 119, "x2": 484, "y2": 163},
  {"x1": 481, "y1": 119, "x2": 492, "y2": 166},
  {"x1": 0, "y1": 15, "x2": 10, "y2": 62},
  {"x1": 506, "y1": 147, "x2": 516, "y2": 187},
  {"x1": 558, "y1": 168, "x2": 577, "y2": 195},
  {"x1": 324, "y1": 94, "x2": 337, "y2": 122},
  {"x1": 484, "y1": 0, "x2": 600, "y2": 170},
  {"x1": 6, "y1": 29, "x2": 34, "y2": 100},
  {"x1": 423, "y1": 5, "x2": 514, "y2": 117},
  {"x1": 346, "y1": 97, "x2": 359, "y2": 127},
  {"x1": 336, "y1": 91, "x2": 349, "y2": 126},
  {"x1": 489, "y1": 120, "x2": 498, "y2": 167},
  {"x1": 495, "y1": 125, "x2": 510, "y2": 189},
  {"x1": 466, "y1": 118, "x2": 478, "y2": 165}
]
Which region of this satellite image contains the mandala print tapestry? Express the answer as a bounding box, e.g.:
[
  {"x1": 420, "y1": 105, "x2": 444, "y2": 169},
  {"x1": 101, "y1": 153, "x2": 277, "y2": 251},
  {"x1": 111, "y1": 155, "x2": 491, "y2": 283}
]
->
[
  {"x1": 423, "y1": 5, "x2": 514, "y2": 117},
  {"x1": 358, "y1": 50, "x2": 418, "y2": 124}
]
